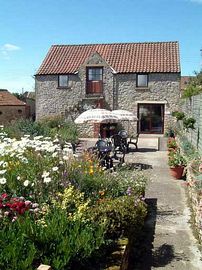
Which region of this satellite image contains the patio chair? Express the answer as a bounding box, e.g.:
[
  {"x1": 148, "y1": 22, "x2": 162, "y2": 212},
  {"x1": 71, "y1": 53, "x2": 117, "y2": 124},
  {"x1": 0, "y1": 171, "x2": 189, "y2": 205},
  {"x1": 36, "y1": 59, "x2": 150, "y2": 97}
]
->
[
  {"x1": 94, "y1": 139, "x2": 113, "y2": 169},
  {"x1": 110, "y1": 134, "x2": 127, "y2": 164},
  {"x1": 127, "y1": 133, "x2": 139, "y2": 150},
  {"x1": 118, "y1": 130, "x2": 129, "y2": 152}
]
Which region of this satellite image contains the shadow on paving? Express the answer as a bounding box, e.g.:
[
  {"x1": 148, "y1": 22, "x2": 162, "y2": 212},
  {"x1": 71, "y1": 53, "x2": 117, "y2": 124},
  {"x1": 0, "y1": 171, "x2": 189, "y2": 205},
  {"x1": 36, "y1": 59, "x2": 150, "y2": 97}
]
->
[
  {"x1": 129, "y1": 148, "x2": 157, "y2": 153},
  {"x1": 128, "y1": 198, "x2": 157, "y2": 270},
  {"x1": 128, "y1": 198, "x2": 189, "y2": 270},
  {"x1": 125, "y1": 163, "x2": 153, "y2": 171}
]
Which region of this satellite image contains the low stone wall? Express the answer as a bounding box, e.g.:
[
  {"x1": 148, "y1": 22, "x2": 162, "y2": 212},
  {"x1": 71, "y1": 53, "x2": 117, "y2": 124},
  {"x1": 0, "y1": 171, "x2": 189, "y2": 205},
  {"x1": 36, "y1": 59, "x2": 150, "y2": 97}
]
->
[{"x1": 186, "y1": 167, "x2": 202, "y2": 243}]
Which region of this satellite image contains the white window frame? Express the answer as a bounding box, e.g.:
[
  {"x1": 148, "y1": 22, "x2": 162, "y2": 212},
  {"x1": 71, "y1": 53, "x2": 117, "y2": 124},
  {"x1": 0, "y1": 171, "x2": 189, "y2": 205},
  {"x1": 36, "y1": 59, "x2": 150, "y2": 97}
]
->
[
  {"x1": 136, "y1": 74, "x2": 148, "y2": 87},
  {"x1": 58, "y1": 75, "x2": 69, "y2": 88}
]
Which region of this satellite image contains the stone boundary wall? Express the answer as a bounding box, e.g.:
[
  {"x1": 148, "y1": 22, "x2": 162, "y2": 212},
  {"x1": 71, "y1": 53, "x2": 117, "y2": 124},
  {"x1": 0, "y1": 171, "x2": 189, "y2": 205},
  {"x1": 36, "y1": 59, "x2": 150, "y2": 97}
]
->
[
  {"x1": 186, "y1": 167, "x2": 202, "y2": 243},
  {"x1": 182, "y1": 93, "x2": 202, "y2": 154}
]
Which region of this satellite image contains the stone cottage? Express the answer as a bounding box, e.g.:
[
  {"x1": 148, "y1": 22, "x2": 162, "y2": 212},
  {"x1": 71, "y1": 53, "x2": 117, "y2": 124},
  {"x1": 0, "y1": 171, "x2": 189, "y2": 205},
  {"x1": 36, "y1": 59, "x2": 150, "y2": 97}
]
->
[
  {"x1": 0, "y1": 89, "x2": 27, "y2": 124},
  {"x1": 35, "y1": 41, "x2": 181, "y2": 137}
]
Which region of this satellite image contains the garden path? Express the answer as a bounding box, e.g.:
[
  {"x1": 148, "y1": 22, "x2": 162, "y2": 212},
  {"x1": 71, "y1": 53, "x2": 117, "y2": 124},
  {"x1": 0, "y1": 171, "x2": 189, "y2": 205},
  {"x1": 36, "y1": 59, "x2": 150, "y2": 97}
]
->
[{"x1": 126, "y1": 137, "x2": 202, "y2": 270}]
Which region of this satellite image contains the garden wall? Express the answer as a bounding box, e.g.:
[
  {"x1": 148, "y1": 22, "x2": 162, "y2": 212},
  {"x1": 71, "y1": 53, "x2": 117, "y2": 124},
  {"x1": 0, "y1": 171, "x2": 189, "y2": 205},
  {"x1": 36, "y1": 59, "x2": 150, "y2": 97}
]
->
[
  {"x1": 182, "y1": 93, "x2": 202, "y2": 154},
  {"x1": 186, "y1": 167, "x2": 202, "y2": 243},
  {"x1": 181, "y1": 93, "x2": 202, "y2": 243}
]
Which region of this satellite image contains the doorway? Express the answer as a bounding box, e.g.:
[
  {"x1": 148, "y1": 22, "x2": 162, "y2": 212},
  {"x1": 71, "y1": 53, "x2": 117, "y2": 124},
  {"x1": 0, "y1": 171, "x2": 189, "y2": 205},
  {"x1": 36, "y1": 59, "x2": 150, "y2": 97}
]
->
[{"x1": 138, "y1": 104, "x2": 164, "y2": 134}]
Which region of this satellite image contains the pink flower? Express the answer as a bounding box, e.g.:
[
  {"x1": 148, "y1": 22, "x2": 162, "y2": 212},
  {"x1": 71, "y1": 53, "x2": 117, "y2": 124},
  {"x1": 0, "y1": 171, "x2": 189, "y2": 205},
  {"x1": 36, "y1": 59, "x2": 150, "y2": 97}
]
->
[
  {"x1": 25, "y1": 200, "x2": 31, "y2": 207},
  {"x1": 1, "y1": 193, "x2": 8, "y2": 199},
  {"x1": 12, "y1": 216, "x2": 18, "y2": 222}
]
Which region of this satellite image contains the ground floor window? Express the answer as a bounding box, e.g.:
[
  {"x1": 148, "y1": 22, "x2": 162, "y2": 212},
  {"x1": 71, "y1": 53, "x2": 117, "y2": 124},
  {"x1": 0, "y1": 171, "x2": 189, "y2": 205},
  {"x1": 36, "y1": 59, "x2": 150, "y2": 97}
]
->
[{"x1": 138, "y1": 104, "x2": 164, "y2": 134}]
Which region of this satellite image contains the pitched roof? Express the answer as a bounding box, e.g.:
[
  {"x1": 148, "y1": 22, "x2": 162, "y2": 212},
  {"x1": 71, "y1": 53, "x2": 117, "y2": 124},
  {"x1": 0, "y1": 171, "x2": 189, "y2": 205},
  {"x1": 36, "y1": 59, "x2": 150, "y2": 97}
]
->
[
  {"x1": 23, "y1": 91, "x2": 35, "y2": 100},
  {"x1": 0, "y1": 89, "x2": 26, "y2": 106},
  {"x1": 181, "y1": 76, "x2": 194, "y2": 90},
  {"x1": 36, "y1": 41, "x2": 180, "y2": 75}
]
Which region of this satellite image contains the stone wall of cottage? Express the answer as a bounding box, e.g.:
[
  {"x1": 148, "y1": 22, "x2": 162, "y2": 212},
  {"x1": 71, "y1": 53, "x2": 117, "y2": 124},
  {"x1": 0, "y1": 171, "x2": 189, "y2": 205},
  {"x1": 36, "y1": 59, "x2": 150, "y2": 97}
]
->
[
  {"x1": 0, "y1": 105, "x2": 26, "y2": 124},
  {"x1": 115, "y1": 73, "x2": 180, "y2": 134},
  {"x1": 36, "y1": 69, "x2": 180, "y2": 137}
]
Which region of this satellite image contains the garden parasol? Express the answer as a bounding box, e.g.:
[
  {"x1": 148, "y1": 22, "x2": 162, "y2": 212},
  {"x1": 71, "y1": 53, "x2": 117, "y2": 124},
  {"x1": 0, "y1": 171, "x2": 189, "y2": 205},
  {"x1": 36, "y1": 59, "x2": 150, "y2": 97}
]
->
[
  {"x1": 74, "y1": 109, "x2": 119, "y2": 124},
  {"x1": 112, "y1": 109, "x2": 138, "y2": 134},
  {"x1": 111, "y1": 110, "x2": 138, "y2": 121}
]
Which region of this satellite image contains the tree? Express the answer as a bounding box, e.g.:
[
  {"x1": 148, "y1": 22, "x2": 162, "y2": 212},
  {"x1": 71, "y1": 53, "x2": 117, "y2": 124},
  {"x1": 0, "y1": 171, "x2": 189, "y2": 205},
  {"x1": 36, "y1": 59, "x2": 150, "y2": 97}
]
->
[
  {"x1": 182, "y1": 70, "x2": 202, "y2": 98},
  {"x1": 12, "y1": 92, "x2": 26, "y2": 102}
]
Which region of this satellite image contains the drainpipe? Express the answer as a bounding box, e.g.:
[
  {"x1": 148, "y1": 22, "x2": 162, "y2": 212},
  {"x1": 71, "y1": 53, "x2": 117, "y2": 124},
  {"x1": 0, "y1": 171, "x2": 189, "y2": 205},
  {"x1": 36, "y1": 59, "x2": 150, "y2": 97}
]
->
[{"x1": 113, "y1": 73, "x2": 117, "y2": 110}]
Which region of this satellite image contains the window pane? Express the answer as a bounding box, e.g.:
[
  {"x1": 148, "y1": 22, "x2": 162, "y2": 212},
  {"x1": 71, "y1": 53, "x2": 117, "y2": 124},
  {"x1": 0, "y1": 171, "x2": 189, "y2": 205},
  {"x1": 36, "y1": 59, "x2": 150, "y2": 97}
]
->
[
  {"x1": 59, "y1": 75, "x2": 68, "y2": 87},
  {"x1": 88, "y1": 73, "x2": 93, "y2": 80},
  {"x1": 137, "y1": 74, "x2": 148, "y2": 87},
  {"x1": 87, "y1": 68, "x2": 102, "y2": 81}
]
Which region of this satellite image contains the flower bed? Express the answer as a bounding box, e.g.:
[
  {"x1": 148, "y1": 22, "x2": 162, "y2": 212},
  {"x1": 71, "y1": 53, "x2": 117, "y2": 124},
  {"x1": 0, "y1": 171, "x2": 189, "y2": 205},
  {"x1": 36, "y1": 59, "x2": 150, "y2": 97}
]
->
[{"x1": 0, "y1": 129, "x2": 147, "y2": 269}]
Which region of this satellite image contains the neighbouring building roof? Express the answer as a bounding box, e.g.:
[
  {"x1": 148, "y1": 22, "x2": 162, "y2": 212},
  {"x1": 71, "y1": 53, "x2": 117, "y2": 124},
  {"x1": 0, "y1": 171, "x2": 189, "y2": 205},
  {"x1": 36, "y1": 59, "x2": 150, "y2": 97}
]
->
[
  {"x1": 0, "y1": 89, "x2": 26, "y2": 106},
  {"x1": 36, "y1": 41, "x2": 180, "y2": 75},
  {"x1": 181, "y1": 76, "x2": 194, "y2": 90},
  {"x1": 23, "y1": 91, "x2": 35, "y2": 100}
]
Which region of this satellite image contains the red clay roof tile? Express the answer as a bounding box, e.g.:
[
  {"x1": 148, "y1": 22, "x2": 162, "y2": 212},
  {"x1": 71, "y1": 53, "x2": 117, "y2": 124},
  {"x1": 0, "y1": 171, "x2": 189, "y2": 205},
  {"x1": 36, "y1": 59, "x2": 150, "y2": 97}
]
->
[
  {"x1": 0, "y1": 90, "x2": 26, "y2": 106},
  {"x1": 36, "y1": 41, "x2": 180, "y2": 75}
]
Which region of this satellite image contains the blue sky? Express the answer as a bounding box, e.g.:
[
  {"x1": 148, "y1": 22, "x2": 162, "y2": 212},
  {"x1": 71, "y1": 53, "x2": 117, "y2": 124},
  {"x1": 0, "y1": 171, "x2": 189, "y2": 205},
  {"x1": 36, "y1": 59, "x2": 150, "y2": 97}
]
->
[{"x1": 0, "y1": 0, "x2": 202, "y2": 93}]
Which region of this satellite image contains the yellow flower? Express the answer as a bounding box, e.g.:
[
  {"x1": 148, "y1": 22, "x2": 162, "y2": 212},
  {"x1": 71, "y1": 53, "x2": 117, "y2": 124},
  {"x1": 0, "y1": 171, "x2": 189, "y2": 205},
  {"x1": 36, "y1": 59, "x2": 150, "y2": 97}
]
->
[{"x1": 89, "y1": 169, "x2": 94, "y2": 175}]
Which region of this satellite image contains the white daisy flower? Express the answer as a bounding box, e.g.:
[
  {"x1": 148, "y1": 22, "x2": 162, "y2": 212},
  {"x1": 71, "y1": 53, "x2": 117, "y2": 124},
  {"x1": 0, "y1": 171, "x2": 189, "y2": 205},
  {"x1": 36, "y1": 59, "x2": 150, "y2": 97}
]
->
[
  {"x1": 52, "y1": 166, "x2": 59, "y2": 172},
  {"x1": 43, "y1": 177, "x2": 51, "y2": 183},
  {"x1": 0, "y1": 177, "x2": 6, "y2": 184},
  {"x1": 0, "y1": 169, "x2": 6, "y2": 175},
  {"x1": 42, "y1": 171, "x2": 50, "y2": 178},
  {"x1": 23, "y1": 180, "x2": 30, "y2": 187}
]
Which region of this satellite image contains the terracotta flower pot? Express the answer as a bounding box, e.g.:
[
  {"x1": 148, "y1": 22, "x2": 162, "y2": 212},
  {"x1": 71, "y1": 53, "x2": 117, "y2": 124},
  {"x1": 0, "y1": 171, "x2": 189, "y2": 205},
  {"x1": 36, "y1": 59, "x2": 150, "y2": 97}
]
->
[{"x1": 170, "y1": 166, "x2": 184, "y2": 179}]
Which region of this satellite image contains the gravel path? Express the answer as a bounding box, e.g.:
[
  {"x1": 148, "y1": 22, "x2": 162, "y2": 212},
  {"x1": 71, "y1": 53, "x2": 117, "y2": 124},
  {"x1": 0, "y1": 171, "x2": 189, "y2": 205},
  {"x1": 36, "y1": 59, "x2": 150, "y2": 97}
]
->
[{"x1": 125, "y1": 138, "x2": 202, "y2": 270}]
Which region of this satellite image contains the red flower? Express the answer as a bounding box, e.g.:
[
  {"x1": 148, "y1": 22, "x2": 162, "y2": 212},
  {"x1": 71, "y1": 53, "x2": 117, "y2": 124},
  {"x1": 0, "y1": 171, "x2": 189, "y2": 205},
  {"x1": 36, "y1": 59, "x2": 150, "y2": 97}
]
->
[{"x1": 1, "y1": 193, "x2": 8, "y2": 199}]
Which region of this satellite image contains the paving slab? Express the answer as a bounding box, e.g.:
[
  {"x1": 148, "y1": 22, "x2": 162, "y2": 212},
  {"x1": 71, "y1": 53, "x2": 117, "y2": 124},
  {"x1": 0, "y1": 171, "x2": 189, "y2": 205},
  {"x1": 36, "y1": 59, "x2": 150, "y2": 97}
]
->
[{"x1": 126, "y1": 138, "x2": 202, "y2": 269}]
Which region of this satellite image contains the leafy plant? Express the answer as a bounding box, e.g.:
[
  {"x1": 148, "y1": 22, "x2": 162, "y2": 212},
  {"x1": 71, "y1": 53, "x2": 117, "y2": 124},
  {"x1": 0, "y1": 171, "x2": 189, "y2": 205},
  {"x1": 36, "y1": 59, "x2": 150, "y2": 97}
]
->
[
  {"x1": 168, "y1": 150, "x2": 187, "y2": 168},
  {"x1": 183, "y1": 117, "x2": 196, "y2": 131},
  {"x1": 172, "y1": 111, "x2": 185, "y2": 121},
  {"x1": 167, "y1": 138, "x2": 178, "y2": 149},
  {"x1": 182, "y1": 70, "x2": 202, "y2": 98}
]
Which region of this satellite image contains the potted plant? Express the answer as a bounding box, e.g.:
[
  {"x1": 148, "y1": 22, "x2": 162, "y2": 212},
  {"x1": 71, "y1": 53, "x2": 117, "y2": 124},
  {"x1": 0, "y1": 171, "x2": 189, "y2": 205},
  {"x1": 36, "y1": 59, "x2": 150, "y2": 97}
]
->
[
  {"x1": 167, "y1": 138, "x2": 178, "y2": 152},
  {"x1": 168, "y1": 150, "x2": 187, "y2": 179}
]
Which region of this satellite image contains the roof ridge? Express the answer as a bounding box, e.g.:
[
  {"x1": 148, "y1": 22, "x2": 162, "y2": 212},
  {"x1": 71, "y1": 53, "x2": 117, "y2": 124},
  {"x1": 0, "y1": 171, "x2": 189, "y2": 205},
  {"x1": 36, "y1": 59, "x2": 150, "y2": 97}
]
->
[{"x1": 51, "y1": 41, "x2": 179, "y2": 47}]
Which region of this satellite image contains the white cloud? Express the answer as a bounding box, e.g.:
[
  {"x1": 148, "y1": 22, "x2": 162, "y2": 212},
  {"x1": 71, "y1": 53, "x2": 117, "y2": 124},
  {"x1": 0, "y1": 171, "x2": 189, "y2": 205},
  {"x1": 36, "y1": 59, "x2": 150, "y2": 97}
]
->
[
  {"x1": 2, "y1": 43, "x2": 21, "y2": 51},
  {"x1": 0, "y1": 43, "x2": 21, "y2": 59}
]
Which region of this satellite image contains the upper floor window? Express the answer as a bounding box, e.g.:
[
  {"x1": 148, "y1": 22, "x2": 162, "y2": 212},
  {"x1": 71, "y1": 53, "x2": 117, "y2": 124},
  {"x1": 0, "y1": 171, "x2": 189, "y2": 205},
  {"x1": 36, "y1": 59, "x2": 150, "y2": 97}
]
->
[
  {"x1": 87, "y1": 68, "x2": 103, "y2": 81},
  {"x1": 86, "y1": 67, "x2": 103, "y2": 94},
  {"x1": 58, "y1": 75, "x2": 69, "y2": 88},
  {"x1": 136, "y1": 74, "x2": 148, "y2": 87}
]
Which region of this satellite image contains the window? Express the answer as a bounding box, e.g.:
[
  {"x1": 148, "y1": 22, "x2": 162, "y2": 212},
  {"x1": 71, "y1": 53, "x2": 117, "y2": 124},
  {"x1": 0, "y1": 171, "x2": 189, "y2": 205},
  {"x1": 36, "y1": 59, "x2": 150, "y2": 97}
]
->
[
  {"x1": 18, "y1": 109, "x2": 22, "y2": 114},
  {"x1": 137, "y1": 74, "x2": 148, "y2": 87},
  {"x1": 58, "y1": 75, "x2": 69, "y2": 88},
  {"x1": 87, "y1": 68, "x2": 103, "y2": 81},
  {"x1": 86, "y1": 67, "x2": 103, "y2": 94}
]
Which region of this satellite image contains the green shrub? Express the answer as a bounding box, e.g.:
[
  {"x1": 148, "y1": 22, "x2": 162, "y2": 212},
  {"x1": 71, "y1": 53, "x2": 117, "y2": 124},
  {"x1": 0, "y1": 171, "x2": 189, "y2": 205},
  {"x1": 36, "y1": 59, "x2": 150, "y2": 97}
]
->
[
  {"x1": 88, "y1": 196, "x2": 147, "y2": 239},
  {"x1": 0, "y1": 207, "x2": 106, "y2": 270},
  {"x1": 0, "y1": 216, "x2": 36, "y2": 270},
  {"x1": 30, "y1": 207, "x2": 105, "y2": 269},
  {"x1": 4, "y1": 119, "x2": 49, "y2": 139},
  {"x1": 172, "y1": 111, "x2": 185, "y2": 121},
  {"x1": 3, "y1": 117, "x2": 79, "y2": 144},
  {"x1": 183, "y1": 117, "x2": 196, "y2": 131}
]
